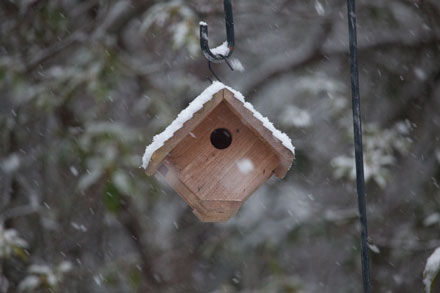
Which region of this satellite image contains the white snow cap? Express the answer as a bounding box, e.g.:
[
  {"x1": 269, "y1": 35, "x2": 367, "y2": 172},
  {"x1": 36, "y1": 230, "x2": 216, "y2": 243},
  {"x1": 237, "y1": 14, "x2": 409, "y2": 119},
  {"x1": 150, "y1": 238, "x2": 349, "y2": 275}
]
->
[
  {"x1": 210, "y1": 41, "x2": 230, "y2": 56},
  {"x1": 142, "y1": 82, "x2": 295, "y2": 169}
]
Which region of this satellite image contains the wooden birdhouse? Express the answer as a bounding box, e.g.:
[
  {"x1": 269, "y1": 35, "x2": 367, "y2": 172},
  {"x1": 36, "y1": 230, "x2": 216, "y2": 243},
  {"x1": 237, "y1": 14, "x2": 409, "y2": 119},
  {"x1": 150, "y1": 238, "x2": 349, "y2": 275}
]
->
[{"x1": 142, "y1": 82, "x2": 295, "y2": 222}]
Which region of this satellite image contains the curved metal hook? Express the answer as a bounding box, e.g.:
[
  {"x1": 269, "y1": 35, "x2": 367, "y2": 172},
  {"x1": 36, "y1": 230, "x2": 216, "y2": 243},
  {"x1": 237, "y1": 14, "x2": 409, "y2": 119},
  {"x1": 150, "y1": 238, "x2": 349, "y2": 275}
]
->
[{"x1": 200, "y1": 0, "x2": 235, "y2": 63}]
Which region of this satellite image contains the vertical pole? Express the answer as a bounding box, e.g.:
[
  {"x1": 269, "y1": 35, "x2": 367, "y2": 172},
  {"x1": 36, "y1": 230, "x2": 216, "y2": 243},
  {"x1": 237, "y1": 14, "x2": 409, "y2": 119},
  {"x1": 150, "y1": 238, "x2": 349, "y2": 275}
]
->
[{"x1": 346, "y1": 0, "x2": 371, "y2": 292}]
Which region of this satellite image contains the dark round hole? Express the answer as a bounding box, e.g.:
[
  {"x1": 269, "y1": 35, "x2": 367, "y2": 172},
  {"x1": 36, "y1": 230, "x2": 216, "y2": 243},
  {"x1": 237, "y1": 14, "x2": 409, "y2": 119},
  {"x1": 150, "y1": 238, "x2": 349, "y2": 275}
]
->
[{"x1": 210, "y1": 128, "x2": 232, "y2": 150}]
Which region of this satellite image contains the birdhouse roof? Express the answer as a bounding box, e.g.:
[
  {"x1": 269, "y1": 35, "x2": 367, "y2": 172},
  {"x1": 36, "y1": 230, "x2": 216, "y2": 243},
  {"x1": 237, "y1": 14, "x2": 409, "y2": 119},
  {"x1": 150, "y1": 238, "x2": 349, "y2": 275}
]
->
[{"x1": 142, "y1": 82, "x2": 295, "y2": 177}]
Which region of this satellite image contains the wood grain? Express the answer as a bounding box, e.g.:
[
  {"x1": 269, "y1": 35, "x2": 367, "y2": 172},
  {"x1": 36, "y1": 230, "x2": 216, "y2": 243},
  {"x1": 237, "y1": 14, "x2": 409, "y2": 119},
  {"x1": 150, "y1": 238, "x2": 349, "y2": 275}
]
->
[
  {"x1": 145, "y1": 91, "x2": 224, "y2": 176},
  {"x1": 159, "y1": 161, "x2": 240, "y2": 222},
  {"x1": 148, "y1": 88, "x2": 294, "y2": 222},
  {"x1": 223, "y1": 89, "x2": 294, "y2": 178}
]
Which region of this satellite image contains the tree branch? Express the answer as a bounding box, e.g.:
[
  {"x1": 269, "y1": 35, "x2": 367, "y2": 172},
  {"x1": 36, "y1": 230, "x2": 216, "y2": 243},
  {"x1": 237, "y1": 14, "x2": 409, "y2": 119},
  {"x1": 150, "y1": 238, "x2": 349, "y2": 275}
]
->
[
  {"x1": 242, "y1": 28, "x2": 440, "y2": 99},
  {"x1": 241, "y1": 18, "x2": 333, "y2": 98},
  {"x1": 116, "y1": 195, "x2": 164, "y2": 291},
  {"x1": 24, "y1": 0, "x2": 157, "y2": 73}
]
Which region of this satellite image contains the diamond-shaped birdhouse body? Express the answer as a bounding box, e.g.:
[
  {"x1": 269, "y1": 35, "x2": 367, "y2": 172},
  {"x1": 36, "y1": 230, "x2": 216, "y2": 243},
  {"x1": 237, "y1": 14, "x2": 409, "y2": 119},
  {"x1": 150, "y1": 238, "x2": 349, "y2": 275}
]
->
[{"x1": 143, "y1": 83, "x2": 294, "y2": 222}]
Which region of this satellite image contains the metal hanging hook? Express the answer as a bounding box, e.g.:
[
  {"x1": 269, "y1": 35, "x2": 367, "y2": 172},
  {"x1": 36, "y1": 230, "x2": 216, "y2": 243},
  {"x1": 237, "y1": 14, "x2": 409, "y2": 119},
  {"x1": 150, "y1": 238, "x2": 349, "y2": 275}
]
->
[{"x1": 200, "y1": 0, "x2": 235, "y2": 64}]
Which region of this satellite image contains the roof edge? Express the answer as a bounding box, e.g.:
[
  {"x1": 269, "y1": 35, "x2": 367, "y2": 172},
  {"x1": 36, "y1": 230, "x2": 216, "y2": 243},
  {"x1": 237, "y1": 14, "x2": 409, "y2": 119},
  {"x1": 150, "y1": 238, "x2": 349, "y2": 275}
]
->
[
  {"x1": 222, "y1": 89, "x2": 294, "y2": 178},
  {"x1": 145, "y1": 87, "x2": 226, "y2": 175},
  {"x1": 142, "y1": 83, "x2": 295, "y2": 176}
]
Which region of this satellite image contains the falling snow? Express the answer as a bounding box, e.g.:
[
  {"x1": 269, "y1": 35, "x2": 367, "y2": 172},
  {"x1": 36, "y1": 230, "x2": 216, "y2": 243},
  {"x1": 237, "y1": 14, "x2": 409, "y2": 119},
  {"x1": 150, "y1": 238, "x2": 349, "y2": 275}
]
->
[
  {"x1": 71, "y1": 222, "x2": 88, "y2": 232},
  {"x1": 2, "y1": 1, "x2": 438, "y2": 292},
  {"x1": 230, "y1": 58, "x2": 245, "y2": 72},
  {"x1": 236, "y1": 158, "x2": 254, "y2": 174},
  {"x1": 314, "y1": 1, "x2": 325, "y2": 16}
]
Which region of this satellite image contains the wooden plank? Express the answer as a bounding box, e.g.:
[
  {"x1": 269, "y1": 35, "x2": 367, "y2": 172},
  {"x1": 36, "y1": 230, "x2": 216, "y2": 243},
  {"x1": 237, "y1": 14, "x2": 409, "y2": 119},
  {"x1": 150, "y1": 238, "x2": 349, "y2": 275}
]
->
[
  {"x1": 205, "y1": 140, "x2": 280, "y2": 202},
  {"x1": 159, "y1": 161, "x2": 240, "y2": 222},
  {"x1": 199, "y1": 199, "x2": 242, "y2": 214},
  {"x1": 145, "y1": 90, "x2": 225, "y2": 176},
  {"x1": 222, "y1": 89, "x2": 294, "y2": 178},
  {"x1": 193, "y1": 208, "x2": 234, "y2": 222},
  {"x1": 159, "y1": 161, "x2": 203, "y2": 213},
  {"x1": 195, "y1": 199, "x2": 242, "y2": 222}
]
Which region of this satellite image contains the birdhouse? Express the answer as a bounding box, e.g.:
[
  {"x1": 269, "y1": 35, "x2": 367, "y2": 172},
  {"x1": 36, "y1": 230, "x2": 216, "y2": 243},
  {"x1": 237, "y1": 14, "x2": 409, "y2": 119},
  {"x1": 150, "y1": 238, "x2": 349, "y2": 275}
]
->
[{"x1": 142, "y1": 82, "x2": 295, "y2": 222}]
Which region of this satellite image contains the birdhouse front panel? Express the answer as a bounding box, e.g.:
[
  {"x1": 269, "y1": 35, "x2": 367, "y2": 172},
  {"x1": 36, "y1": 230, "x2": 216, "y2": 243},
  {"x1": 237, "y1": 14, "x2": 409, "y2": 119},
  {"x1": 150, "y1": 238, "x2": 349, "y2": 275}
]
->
[
  {"x1": 160, "y1": 101, "x2": 281, "y2": 219},
  {"x1": 142, "y1": 83, "x2": 295, "y2": 222}
]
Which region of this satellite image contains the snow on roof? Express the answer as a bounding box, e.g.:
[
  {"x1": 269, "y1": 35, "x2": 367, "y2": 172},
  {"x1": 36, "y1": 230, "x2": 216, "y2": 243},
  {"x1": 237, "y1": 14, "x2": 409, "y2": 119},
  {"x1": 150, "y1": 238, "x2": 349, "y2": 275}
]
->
[{"x1": 142, "y1": 82, "x2": 295, "y2": 169}]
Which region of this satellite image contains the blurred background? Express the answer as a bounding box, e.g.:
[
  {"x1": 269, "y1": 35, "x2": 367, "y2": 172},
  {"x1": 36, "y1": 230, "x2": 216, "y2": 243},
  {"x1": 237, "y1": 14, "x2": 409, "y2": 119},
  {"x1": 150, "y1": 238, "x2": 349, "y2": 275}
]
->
[{"x1": 1, "y1": 0, "x2": 440, "y2": 292}]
